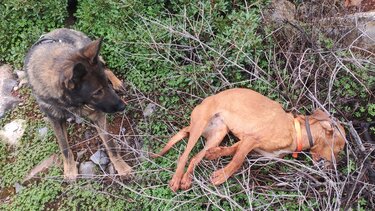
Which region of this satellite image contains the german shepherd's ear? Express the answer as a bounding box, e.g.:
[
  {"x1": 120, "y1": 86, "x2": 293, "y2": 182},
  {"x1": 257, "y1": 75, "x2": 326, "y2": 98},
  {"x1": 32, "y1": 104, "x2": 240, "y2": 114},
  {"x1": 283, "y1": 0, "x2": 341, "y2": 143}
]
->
[
  {"x1": 311, "y1": 109, "x2": 333, "y2": 131},
  {"x1": 63, "y1": 63, "x2": 87, "y2": 90},
  {"x1": 80, "y1": 38, "x2": 103, "y2": 65}
]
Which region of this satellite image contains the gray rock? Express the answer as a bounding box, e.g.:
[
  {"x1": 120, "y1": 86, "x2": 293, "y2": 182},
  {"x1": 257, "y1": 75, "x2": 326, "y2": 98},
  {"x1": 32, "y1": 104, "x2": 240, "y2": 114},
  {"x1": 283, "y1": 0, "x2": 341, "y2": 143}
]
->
[
  {"x1": 75, "y1": 116, "x2": 84, "y2": 124},
  {"x1": 0, "y1": 96, "x2": 21, "y2": 118},
  {"x1": 14, "y1": 183, "x2": 24, "y2": 194},
  {"x1": 0, "y1": 65, "x2": 21, "y2": 118},
  {"x1": 0, "y1": 65, "x2": 13, "y2": 80},
  {"x1": 107, "y1": 163, "x2": 115, "y2": 175},
  {"x1": 84, "y1": 130, "x2": 92, "y2": 140},
  {"x1": 1, "y1": 78, "x2": 18, "y2": 93},
  {"x1": 79, "y1": 161, "x2": 98, "y2": 178},
  {"x1": 120, "y1": 127, "x2": 126, "y2": 134},
  {"x1": 143, "y1": 103, "x2": 157, "y2": 117},
  {"x1": 37, "y1": 127, "x2": 48, "y2": 139},
  {"x1": 90, "y1": 149, "x2": 110, "y2": 167},
  {"x1": 0, "y1": 119, "x2": 27, "y2": 145}
]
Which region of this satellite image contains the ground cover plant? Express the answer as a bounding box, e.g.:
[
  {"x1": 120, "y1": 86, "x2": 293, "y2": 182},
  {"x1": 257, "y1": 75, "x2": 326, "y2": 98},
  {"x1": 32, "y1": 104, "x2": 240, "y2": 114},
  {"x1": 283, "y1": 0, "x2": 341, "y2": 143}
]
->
[{"x1": 0, "y1": 0, "x2": 374, "y2": 210}]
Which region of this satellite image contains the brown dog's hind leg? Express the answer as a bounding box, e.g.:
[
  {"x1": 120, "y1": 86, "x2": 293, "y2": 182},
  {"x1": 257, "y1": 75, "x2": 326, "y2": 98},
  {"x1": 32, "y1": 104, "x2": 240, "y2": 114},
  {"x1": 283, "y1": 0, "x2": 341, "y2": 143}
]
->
[
  {"x1": 210, "y1": 138, "x2": 260, "y2": 186},
  {"x1": 90, "y1": 112, "x2": 132, "y2": 176},
  {"x1": 205, "y1": 141, "x2": 241, "y2": 160},
  {"x1": 151, "y1": 126, "x2": 190, "y2": 158},
  {"x1": 105, "y1": 69, "x2": 124, "y2": 92},
  {"x1": 180, "y1": 125, "x2": 228, "y2": 190},
  {"x1": 49, "y1": 117, "x2": 78, "y2": 181}
]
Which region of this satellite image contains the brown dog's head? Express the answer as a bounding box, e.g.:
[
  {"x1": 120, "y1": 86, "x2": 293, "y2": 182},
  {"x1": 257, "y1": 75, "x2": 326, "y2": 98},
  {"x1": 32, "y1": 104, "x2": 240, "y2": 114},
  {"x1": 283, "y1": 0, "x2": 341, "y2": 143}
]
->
[
  {"x1": 307, "y1": 109, "x2": 346, "y2": 168},
  {"x1": 61, "y1": 38, "x2": 125, "y2": 113}
]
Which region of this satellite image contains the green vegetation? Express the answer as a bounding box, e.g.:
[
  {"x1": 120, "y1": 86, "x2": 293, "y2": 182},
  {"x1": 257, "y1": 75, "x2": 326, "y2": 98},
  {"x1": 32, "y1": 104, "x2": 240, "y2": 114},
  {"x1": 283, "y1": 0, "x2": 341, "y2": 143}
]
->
[
  {"x1": 0, "y1": 0, "x2": 67, "y2": 68},
  {"x1": 0, "y1": 0, "x2": 373, "y2": 210}
]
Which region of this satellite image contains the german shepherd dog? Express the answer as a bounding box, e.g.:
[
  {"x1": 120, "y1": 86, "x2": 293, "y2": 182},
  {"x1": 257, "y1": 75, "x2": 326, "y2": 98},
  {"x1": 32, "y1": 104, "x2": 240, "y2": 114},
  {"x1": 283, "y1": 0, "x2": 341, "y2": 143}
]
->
[{"x1": 24, "y1": 28, "x2": 132, "y2": 180}]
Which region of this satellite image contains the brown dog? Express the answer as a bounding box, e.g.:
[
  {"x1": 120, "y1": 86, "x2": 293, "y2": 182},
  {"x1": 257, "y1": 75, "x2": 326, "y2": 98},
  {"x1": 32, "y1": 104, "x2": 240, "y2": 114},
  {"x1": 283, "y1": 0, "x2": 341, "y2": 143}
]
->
[{"x1": 153, "y1": 88, "x2": 346, "y2": 191}]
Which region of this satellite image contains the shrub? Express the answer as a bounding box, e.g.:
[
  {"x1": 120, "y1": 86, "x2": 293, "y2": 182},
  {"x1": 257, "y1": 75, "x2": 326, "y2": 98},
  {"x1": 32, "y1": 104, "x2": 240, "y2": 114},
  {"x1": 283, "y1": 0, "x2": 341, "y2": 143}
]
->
[{"x1": 0, "y1": 0, "x2": 67, "y2": 68}]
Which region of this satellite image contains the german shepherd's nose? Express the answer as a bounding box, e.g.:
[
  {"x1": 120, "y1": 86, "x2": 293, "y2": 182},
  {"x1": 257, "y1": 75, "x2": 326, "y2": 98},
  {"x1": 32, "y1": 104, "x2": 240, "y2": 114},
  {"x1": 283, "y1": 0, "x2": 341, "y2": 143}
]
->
[{"x1": 115, "y1": 100, "x2": 126, "y2": 112}]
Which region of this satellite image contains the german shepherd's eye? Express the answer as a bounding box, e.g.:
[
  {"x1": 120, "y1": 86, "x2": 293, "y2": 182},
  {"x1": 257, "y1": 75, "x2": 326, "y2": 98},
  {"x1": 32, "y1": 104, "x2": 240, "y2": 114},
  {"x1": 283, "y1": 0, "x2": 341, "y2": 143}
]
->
[{"x1": 92, "y1": 88, "x2": 104, "y2": 97}]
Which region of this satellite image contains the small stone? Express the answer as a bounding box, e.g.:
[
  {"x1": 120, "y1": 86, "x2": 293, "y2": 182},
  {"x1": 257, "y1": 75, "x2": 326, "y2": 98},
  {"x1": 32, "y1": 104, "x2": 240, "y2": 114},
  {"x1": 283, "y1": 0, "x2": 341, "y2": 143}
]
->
[
  {"x1": 0, "y1": 119, "x2": 27, "y2": 145},
  {"x1": 37, "y1": 127, "x2": 48, "y2": 139},
  {"x1": 84, "y1": 130, "x2": 92, "y2": 140},
  {"x1": 66, "y1": 117, "x2": 74, "y2": 123},
  {"x1": 90, "y1": 149, "x2": 110, "y2": 167},
  {"x1": 79, "y1": 161, "x2": 98, "y2": 178},
  {"x1": 14, "y1": 183, "x2": 24, "y2": 194},
  {"x1": 120, "y1": 127, "x2": 126, "y2": 133},
  {"x1": 75, "y1": 116, "x2": 84, "y2": 124},
  {"x1": 143, "y1": 103, "x2": 157, "y2": 117}
]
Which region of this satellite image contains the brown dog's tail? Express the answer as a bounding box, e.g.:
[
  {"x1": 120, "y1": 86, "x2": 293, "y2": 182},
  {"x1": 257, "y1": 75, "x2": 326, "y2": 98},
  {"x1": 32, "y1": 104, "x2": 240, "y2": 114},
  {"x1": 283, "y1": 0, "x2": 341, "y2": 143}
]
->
[{"x1": 151, "y1": 126, "x2": 190, "y2": 158}]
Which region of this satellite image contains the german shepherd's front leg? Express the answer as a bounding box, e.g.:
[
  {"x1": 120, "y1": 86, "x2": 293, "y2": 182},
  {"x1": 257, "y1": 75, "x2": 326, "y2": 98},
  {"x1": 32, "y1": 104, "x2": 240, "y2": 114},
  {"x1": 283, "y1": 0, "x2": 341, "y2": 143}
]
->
[
  {"x1": 49, "y1": 117, "x2": 78, "y2": 180},
  {"x1": 90, "y1": 112, "x2": 132, "y2": 176}
]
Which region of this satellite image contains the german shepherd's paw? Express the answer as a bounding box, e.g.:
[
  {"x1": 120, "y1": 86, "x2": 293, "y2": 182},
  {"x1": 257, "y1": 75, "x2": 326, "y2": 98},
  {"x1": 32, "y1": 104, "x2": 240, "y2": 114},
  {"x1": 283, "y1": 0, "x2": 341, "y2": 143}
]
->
[
  {"x1": 63, "y1": 165, "x2": 78, "y2": 181},
  {"x1": 113, "y1": 160, "x2": 132, "y2": 176}
]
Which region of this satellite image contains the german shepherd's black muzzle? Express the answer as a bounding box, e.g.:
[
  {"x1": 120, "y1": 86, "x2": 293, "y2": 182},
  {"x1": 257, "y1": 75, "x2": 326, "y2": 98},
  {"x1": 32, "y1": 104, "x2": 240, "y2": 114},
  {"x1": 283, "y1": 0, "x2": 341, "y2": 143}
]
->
[
  {"x1": 93, "y1": 87, "x2": 125, "y2": 113},
  {"x1": 25, "y1": 28, "x2": 132, "y2": 180}
]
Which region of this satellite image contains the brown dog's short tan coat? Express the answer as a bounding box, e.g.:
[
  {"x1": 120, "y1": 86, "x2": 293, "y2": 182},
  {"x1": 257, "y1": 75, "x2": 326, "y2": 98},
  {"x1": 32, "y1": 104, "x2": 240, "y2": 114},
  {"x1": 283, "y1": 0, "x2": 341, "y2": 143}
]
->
[{"x1": 153, "y1": 88, "x2": 346, "y2": 191}]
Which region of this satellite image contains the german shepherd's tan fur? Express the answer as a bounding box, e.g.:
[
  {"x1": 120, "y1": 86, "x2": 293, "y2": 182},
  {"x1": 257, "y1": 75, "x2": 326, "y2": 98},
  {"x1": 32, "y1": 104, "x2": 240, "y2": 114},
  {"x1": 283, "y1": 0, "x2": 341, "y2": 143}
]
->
[{"x1": 25, "y1": 28, "x2": 131, "y2": 180}]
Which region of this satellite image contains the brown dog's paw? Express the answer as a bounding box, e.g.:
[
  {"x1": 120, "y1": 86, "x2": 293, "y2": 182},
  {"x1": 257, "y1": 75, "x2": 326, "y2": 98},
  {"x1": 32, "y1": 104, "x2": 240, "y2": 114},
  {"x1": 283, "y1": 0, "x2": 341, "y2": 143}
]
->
[
  {"x1": 180, "y1": 173, "x2": 192, "y2": 190},
  {"x1": 205, "y1": 147, "x2": 223, "y2": 160},
  {"x1": 169, "y1": 174, "x2": 182, "y2": 192},
  {"x1": 210, "y1": 168, "x2": 229, "y2": 186},
  {"x1": 112, "y1": 81, "x2": 125, "y2": 93}
]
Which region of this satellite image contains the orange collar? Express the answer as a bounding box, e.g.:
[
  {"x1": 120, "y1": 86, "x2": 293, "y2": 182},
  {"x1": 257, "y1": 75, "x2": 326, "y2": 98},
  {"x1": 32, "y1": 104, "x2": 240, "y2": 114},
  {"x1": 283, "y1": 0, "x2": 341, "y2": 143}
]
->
[{"x1": 292, "y1": 118, "x2": 303, "y2": 158}]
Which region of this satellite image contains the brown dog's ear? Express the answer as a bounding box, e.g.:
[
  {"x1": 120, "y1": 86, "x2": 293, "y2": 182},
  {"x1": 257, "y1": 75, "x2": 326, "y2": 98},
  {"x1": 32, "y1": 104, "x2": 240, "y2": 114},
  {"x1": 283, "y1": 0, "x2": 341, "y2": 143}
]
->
[
  {"x1": 311, "y1": 109, "x2": 333, "y2": 131},
  {"x1": 311, "y1": 109, "x2": 330, "y2": 121},
  {"x1": 319, "y1": 121, "x2": 333, "y2": 132},
  {"x1": 80, "y1": 38, "x2": 103, "y2": 65}
]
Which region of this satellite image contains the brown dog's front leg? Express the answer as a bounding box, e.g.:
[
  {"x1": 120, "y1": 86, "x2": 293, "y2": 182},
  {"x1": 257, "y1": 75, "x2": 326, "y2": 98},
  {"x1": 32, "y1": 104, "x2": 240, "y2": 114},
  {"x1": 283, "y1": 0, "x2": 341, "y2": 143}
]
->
[
  {"x1": 210, "y1": 138, "x2": 259, "y2": 185},
  {"x1": 90, "y1": 112, "x2": 132, "y2": 176},
  {"x1": 49, "y1": 117, "x2": 78, "y2": 180},
  {"x1": 105, "y1": 69, "x2": 124, "y2": 92}
]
